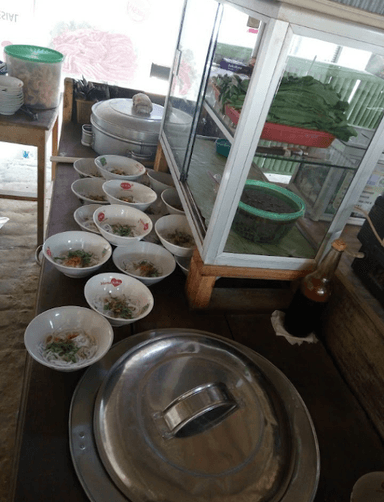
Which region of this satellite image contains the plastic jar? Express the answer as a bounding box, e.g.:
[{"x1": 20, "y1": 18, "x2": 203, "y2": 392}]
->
[{"x1": 4, "y1": 45, "x2": 64, "y2": 109}]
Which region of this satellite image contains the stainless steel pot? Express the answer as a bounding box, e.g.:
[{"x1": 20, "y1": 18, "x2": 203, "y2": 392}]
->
[
  {"x1": 90, "y1": 98, "x2": 191, "y2": 162},
  {"x1": 70, "y1": 329, "x2": 320, "y2": 502}
]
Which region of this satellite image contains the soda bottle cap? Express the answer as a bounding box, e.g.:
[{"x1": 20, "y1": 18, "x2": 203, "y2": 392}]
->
[{"x1": 331, "y1": 238, "x2": 347, "y2": 251}]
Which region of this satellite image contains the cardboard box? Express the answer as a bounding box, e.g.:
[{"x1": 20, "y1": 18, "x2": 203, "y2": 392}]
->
[{"x1": 219, "y1": 58, "x2": 247, "y2": 73}]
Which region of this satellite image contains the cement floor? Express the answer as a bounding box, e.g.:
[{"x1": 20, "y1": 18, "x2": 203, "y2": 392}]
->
[{"x1": 0, "y1": 144, "x2": 52, "y2": 502}]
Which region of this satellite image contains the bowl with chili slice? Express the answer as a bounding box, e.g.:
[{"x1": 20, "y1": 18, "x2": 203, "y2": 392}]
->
[
  {"x1": 112, "y1": 241, "x2": 176, "y2": 286},
  {"x1": 24, "y1": 306, "x2": 114, "y2": 372},
  {"x1": 155, "y1": 215, "x2": 196, "y2": 257},
  {"x1": 71, "y1": 177, "x2": 109, "y2": 205},
  {"x1": 102, "y1": 179, "x2": 157, "y2": 212},
  {"x1": 84, "y1": 272, "x2": 154, "y2": 327},
  {"x1": 42, "y1": 230, "x2": 112, "y2": 278},
  {"x1": 93, "y1": 204, "x2": 153, "y2": 246}
]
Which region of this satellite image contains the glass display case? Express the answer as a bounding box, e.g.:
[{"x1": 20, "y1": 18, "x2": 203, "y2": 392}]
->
[{"x1": 158, "y1": 0, "x2": 384, "y2": 296}]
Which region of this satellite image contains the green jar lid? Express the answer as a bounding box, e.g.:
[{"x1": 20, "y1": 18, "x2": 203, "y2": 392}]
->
[{"x1": 4, "y1": 45, "x2": 64, "y2": 64}]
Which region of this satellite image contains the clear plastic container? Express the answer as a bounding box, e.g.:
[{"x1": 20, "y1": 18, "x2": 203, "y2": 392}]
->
[{"x1": 4, "y1": 45, "x2": 64, "y2": 109}]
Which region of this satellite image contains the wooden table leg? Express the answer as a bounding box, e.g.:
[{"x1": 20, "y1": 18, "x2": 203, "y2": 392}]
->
[
  {"x1": 36, "y1": 137, "x2": 46, "y2": 246},
  {"x1": 154, "y1": 142, "x2": 169, "y2": 172},
  {"x1": 51, "y1": 116, "x2": 59, "y2": 180},
  {"x1": 186, "y1": 248, "x2": 216, "y2": 309}
]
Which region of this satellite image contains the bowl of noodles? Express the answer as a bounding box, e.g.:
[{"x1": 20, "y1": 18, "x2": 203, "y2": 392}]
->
[
  {"x1": 161, "y1": 187, "x2": 184, "y2": 215},
  {"x1": 84, "y1": 272, "x2": 154, "y2": 327},
  {"x1": 42, "y1": 230, "x2": 112, "y2": 278},
  {"x1": 102, "y1": 179, "x2": 157, "y2": 212},
  {"x1": 155, "y1": 215, "x2": 196, "y2": 257},
  {"x1": 73, "y1": 204, "x2": 103, "y2": 234},
  {"x1": 95, "y1": 155, "x2": 146, "y2": 181},
  {"x1": 73, "y1": 158, "x2": 102, "y2": 179},
  {"x1": 71, "y1": 177, "x2": 109, "y2": 205},
  {"x1": 112, "y1": 241, "x2": 176, "y2": 286},
  {"x1": 24, "y1": 306, "x2": 114, "y2": 372},
  {"x1": 93, "y1": 204, "x2": 153, "y2": 246},
  {"x1": 146, "y1": 168, "x2": 174, "y2": 194}
]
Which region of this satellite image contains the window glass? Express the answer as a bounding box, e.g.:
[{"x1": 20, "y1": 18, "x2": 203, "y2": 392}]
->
[{"x1": 1, "y1": 0, "x2": 184, "y2": 94}]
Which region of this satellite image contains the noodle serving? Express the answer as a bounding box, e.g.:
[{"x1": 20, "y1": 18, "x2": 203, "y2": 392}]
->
[
  {"x1": 54, "y1": 249, "x2": 99, "y2": 268},
  {"x1": 39, "y1": 329, "x2": 98, "y2": 367},
  {"x1": 94, "y1": 294, "x2": 141, "y2": 319},
  {"x1": 124, "y1": 259, "x2": 161, "y2": 278},
  {"x1": 102, "y1": 222, "x2": 139, "y2": 237}
]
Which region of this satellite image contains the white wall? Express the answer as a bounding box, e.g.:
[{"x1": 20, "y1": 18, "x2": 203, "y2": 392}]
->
[{"x1": 1, "y1": 0, "x2": 185, "y2": 94}]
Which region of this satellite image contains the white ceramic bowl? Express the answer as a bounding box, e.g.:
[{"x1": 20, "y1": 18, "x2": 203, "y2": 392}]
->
[
  {"x1": 161, "y1": 187, "x2": 184, "y2": 215},
  {"x1": 95, "y1": 155, "x2": 146, "y2": 181},
  {"x1": 42, "y1": 230, "x2": 112, "y2": 278},
  {"x1": 73, "y1": 204, "x2": 103, "y2": 234},
  {"x1": 71, "y1": 177, "x2": 109, "y2": 205},
  {"x1": 24, "y1": 306, "x2": 114, "y2": 372},
  {"x1": 351, "y1": 472, "x2": 384, "y2": 502},
  {"x1": 93, "y1": 204, "x2": 153, "y2": 246},
  {"x1": 155, "y1": 215, "x2": 196, "y2": 257},
  {"x1": 84, "y1": 272, "x2": 154, "y2": 327},
  {"x1": 102, "y1": 180, "x2": 157, "y2": 212},
  {"x1": 146, "y1": 168, "x2": 175, "y2": 194},
  {"x1": 73, "y1": 158, "x2": 102, "y2": 178},
  {"x1": 0, "y1": 75, "x2": 24, "y2": 90},
  {"x1": 175, "y1": 255, "x2": 192, "y2": 276},
  {"x1": 112, "y1": 242, "x2": 176, "y2": 286}
]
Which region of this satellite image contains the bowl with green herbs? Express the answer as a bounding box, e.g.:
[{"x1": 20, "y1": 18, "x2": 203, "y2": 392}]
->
[
  {"x1": 24, "y1": 306, "x2": 114, "y2": 372},
  {"x1": 155, "y1": 215, "x2": 195, "y2": 257},
  {"x1": 42, "y1": 230, "x2": 112, "y2": 278},
  {"x1": 84, "y1": 272, "x2": 154, "y2": 327},
  {"x1": 112, "y1": 241, "x2": 176, "y2": 286},
  {"x1": 93, "y1": 204, "x2": 152, "y2": 246}
]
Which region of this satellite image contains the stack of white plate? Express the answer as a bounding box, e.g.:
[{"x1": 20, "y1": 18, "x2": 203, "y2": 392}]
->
[{"x1": 0, "y1": 75, "x2": 24, "y2": 115}]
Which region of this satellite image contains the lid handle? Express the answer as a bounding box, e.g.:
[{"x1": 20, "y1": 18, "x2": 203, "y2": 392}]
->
[{"x1": 156, "y1": 382, "x2": 238, "y2": 439}]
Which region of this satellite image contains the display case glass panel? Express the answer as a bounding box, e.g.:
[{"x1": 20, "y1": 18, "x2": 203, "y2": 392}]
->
[
  {"x1": 161, "y1": 0, "x2": 384, "y2": 269},
  {"x1": 221, "y1": 32, "x2": 384, "y2": 259},
  {"x1": 162, "y1": 0, "x2": 220, "y2": 172}
]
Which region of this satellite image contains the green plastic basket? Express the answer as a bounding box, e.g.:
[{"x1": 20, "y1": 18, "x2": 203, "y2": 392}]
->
[
  {"x1": 4, "y1": 45, "x2": 64, "y2": 63},
  {"x1": 233, "y1": 180, "x2": 305, "y2": 244}
]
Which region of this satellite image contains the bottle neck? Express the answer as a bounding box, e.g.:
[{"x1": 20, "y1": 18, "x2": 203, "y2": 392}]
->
[
  {"x1": 312, "y1": 247, "x2": 343, "y2": 282},
  {"x1": 301, "y1": 246, "x2": 344, "y2": 301}
]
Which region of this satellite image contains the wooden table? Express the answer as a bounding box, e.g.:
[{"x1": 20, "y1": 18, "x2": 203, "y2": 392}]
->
[
  {"x1": 9, "y1": 154, "x2": 384, "y2": 502},
  {"x1": 0, "y1": 105, "x2": 60, "y2": 245}
]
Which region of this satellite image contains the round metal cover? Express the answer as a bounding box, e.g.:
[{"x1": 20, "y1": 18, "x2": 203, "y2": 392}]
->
[
  {"x1": 88, "y1": 330, "x2": 319, "y2": 502},
  {"x1": 91, "y1": 99, "x2": 164, "y2": 143},
  {"x1": 91, "y1": 99, "x2": 192, "y2": 144}
]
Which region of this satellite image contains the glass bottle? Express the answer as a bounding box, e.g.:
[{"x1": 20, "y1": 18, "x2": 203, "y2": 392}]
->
[{"x1": 283, "y1": 238, "x2": 347, "y2": 338}]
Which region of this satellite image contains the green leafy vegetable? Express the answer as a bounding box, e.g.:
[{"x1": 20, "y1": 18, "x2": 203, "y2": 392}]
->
[
  {"x1": 266, "y1": 75, "x2": 358, "y2": 142},
  {"x1": 44, "y1": 340, "x2": 80, "y2": 363},
  {"x1": 213, "y1": 74, "x2": 249, "y2": 113},
  {"x1": 54, "y1": 250, "x2": 95, "y2": 267},
  {"x1": 111, "y1": 223, "x2": 134, "y2": 237},
  {"x1": 103, "y1": 296, "x2": 134, "y2": 319},
  {"x1": 212, "y1": 73, "x2": 357, "y2": 142}
]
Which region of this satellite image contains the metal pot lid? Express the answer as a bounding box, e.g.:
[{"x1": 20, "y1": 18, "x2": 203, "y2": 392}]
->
[
  {"x1": 92, "y1": 330, "x2": 319, "y2": 502},
  {"x1": 91, "y1": 98, "x2": 192, "y2": 141},
  {"x1": 91, "y1": 99, "x2": 164, "y2": 139}
]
